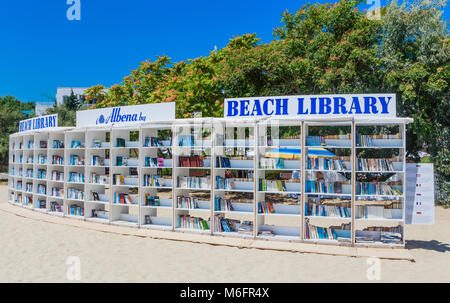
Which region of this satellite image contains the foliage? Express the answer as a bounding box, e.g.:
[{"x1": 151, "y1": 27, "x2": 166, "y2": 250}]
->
[
  {"x1": 84, "y1": 0, "x2": 449, "y2": 204},
  {"x1": 44, "y1": 102, "x2": 77, "y2": 127},
  {"x1": 0, "y1": 96, "x2": 35, "y2": 170},
  {"x1": 65, "y1": 89, "x2": 81, "y2": 111}
]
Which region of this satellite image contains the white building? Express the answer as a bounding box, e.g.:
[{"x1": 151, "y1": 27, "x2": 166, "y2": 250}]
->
[
  {"x1": 35, "y1": 102, "x2": 54, "y2": 116},
  {"x1": 56, "y1": 87, "x2": 94, "y2": 107}
]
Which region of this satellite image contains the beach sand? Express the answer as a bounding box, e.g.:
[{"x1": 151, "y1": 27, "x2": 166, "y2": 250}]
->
[{"x1": 0, "y1": 185, "x2": 449, "y2": 282}]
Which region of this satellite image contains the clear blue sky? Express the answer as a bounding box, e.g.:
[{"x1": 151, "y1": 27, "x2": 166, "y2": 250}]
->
[{"x1": 0, "y1": 0, "x2": 448, "y2": 103}]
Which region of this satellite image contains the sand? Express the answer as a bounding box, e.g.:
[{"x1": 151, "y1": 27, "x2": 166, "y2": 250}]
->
[{"x1": 0, "y1": 185, "x2": 449, "y2": 282}]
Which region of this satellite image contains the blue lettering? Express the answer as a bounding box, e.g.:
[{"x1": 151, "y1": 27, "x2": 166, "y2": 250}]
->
[
  {"x1": 240, "y1": 100, "x2": 250, "y2": 116},
  {"x1": 263, "y1": 99, "x2": 274, "y2": 116},
  {"x1": 310, "y1": 98, "x2": 318, "y2": 114},
  {"x1": 318, "y1": 97, "x2": 332, "y2": 114},
  {"x1": 348, "y1": 97, "x2": 362, "y2": 114},
  {"x1": 297, "y1": 98, "x2": 308, "y2": 115},
  {"x1": 364, "y1": 96, "x2": 378, "y2": 114},
  {"x1": 333, "y1": 97, "x2": 347, "y2": 114},
  {"x1": 378, "y1": 96, "x2": 392, "y2": 114},
  {"x1": 275, "y1": 98, "x2": 288, "y2": 115},
  {"x1": 250, "y1": 100, "x2": 263, "y2": 116},
  {"x1": 227, "y1": 101, "x2": 239, "y2": 117}
]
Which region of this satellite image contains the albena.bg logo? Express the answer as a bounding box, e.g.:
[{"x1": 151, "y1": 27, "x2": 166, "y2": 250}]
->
[{"x1": 96, "y1": 108, "x2": 147, "y2": 125}]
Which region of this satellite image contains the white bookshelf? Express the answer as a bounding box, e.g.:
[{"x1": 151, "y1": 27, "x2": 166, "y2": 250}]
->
[{"x1": 7, "y1": 117, "x2": 411, "y2": 247}]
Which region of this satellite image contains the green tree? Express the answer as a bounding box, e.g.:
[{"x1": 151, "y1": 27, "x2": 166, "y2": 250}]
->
[{"x1": 65, "y1": 89, "x2": 81, "y2": 111}]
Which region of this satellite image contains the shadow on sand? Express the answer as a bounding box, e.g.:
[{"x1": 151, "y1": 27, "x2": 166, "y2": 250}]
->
[{"x1": 406, "y1": 240, "x2": 450, "y2": 253}]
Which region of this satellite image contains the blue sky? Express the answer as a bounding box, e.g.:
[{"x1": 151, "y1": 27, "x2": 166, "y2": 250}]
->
[{"x1": 0, "y1": 0, "x2": 448, "y2": 103}]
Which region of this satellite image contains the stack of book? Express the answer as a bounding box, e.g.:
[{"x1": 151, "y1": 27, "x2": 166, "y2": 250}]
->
[
  {"x1": 214, "y1": 215, "x2": 240, "y2": 232},
  {"x1": 37, "y1": 184, "x2": 47, "y2": 195},
  {"x1": 258, "y1": 201, "x2": 275, "y2": 214},
  {"x1": 215, "y1": 156, "x2": 231, "y2": 168},
  {"x1": 176, "y1": 196, "x2": 199, "y2": 209},
  {"x1": 178, "y1": 155, "x2": 204, "y2": 167},
  {"x1": 144, "y1": 157, "x2": 164, "y2": 167},
  {"x1": 70, "y1": 155, "x2": 85, "y2": 165},
  {"x1": 307, "y1": 157, "x2": 347, "y2": 170},
  {"x1": 305, "y1": 180, "x2": 343, "y2": 194},
  {"x1": 356, "y1": 182, "x2": 402, "y2": 195},
  {"x1": 51, "y1": 188, "x2": 64, "y2": 197},
  {"x1": 143, "y1": 175, "x2": 167, "y2": 187},
  {"x1": 214, "y1": 196, "x2": 234, "y2": 211},
  {"x1": 177, "y1": 176, "x2": 210, "y2": 189},
  {"x1": 52, "y1": 140, "x2": 64, "y2": 148},
  {"x1": 67, "y1": 188, "x2": 84, "y2": 200},
  {"x1": 260, "y1": 157, "x2": 285, "y2": 169},
  {"x1": 37, "y1": 169, "x2": 46, "y2": 179},
  {"x1": 50, "y1": 201, "x2": 62, "y2": 212},
  {"x1": 357, "y1": 158, "x2": 395, "y2": 171},
  {"x1": 69, "y1": 205, "x2": 84, "y2": 216},
  {"x1": 178, "y1": 215, "x2": 209, "y2": 230},
  {"x1": 52, "y1": 170, "x2": 64, "y2": 181},
  {"x1": 68, "y1": 172, "x2": 85, "y2": 183},
  {"x1": 258, "y1": 179, "x2": 287, "y2": 192},
  {"x1": 215, "y1": 176, "x2": 234, "y2": 190},
  {"x1": 144, "y1": 194, "x2": 160, "y2": 206},
  {"x1": 71, "y1": 140, "x2": 85, "y2": 148},
  {"x1": 305, "y1": 202, "x2": 351, "y2": 217},
  {"x1": 116, "y1": 138, "x2": 126, "y2": 147},
  {"x1": 92, "y1": 155, "x2": 105, "y2": 166},
  {"x1": 237, "y1": 221, "x2": 253, "y2": 235},
  {"x1": 37, "y1": 155, "x2": 47, "y2": 164},
  {"x1": 113, "y1": 192, "x2": 134, "y2": 204},
  {"x1": 52, "y1": 155, "x2": 64, "y2": 165},
  {"x1": 381, "y1": 231, "x2": 402, "y2": 244}
]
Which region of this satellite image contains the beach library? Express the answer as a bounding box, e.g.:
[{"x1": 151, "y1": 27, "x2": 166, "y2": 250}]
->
[{"x1": 7, "y1": 94, "x2": 433, "y2": 247}]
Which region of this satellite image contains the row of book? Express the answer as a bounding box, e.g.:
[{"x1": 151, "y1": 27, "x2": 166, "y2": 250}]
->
[
  {"x1": 258, "y1": 201, "x2": 275, "y2": 214},
  {"x1": 68, "y1": 172, "x2": 85, "y2": 183},
  {"x1": 143, "y1": 137, "x2": 168, "y2": 147},
  {"x1": 71, "y1": 141, "x2": 85, "y2": 149},
  {"x1": 25, "y1": 183, "x2": 32, "y2": 192},
  {"x1": 112, "y1": 174, "x2": 125, "y2": 185},
  {"x1": 307, "y1": 158, "x2": 347, "y2": 171},
  {"x1": 51, "y1": 187, "x2": 64, "y2": 197},
  {"x1": 67, "y1": 188, "x2": 84, "y2": 200},
  {"x1": 90, "y1": 173, "x2": 108, "y2": 185},
  {"x1": 214, "y1": 197, "x2": 234, "y2": 211},
  {"x1": 144, "y1": 194, "x2": 161, "y2": 206},
  {"x1": 178, "y1": 135, "x2": 195, "y2": 147},
  {"x1": 356, "y1": 158, "x2": 396, "y2": 172},
  {"x1": 238, "y1": 221, "x2": 253, "y2": 235},
  {"x1": 143, "y1": 175, "x2": 168, "y2": 187},
  {"x1": 116, "y1": 156, "x2": 132, "y2": 166},
  {"x1": 177, "y1": 215, "x2": 210, "y2": 230},
  {"x1": 116, "y1": 138, "x2": 126, "y2": 147},
  {"x1": 37, "y1": 155, "x2": 47, "y2": 164},
  {"x1": 70, "y1": 155, "x2": 85, "y2": 165},
  {"x1": 305, "y1": 180, "x2": 343, "y2": 194},
  {"x1": 92, "y1": 155, "x2": 105, "y2": 166},
  {"x1": 52, "y1": 140, "x2": 64, "y2": 149},
  {"x1": 37, "y1": 199, "x2": 46, "y2": 209},
  {"x1": 49, "y1": 201, "x2": 63, "y2": 212},
  {"x1": 144, "y1": 157, "x2": 165, "y2": 167},
  {"x1": 52, "y1": 155, "x2": 64, "y2": 165},
  {"x1": 215, "y1": 176, "x2": 235, "y2": 190},
  {"x1": 260, "y1": 158, "x2": 285, "y2": 169},
  {"x1": 113, "y1": 192, "x2": 135, "y2": 204},
  {"x1": 26, "y1": 169, "x2": 33, "y2": 178},
  {"x1": 305, "y1": 203, "x2": 351, "y2": 217},
  {"x1": 355, "y1": 205, "x2": 402, "y2": 219},
  {"x1": 304, "y1": 221, "x2": 351, "y2": 241},
  {"x1": 215, "y1": 156, "x2": 231, "y2": 168},
  {"x1": 356, "y1": 183, "x2": 402, "y2": 196},
  {"x1": 177, "y1": 176, "x2": 210, "y2": 189},
  {"x1": 37, "y1": 184, "x2": 47, "y2": 195},
  {"x1": 179, "y1": 155, "x2": 205, "y2": 167},
  {"x1": 176, "y1": 196, "x2": 200, "y2": 209},
  {"x1": 92, "y1": 139, "x2": 102, "y2": 148},
  {"x1": 68, "y1": 205, "x2": 84, "y2": 216},
  {"x1": 258, "y1": 179, "x2": 288, "y2": 192},
  {"x1": 214, "y1": 215, "x2": 239, "y2": 233},
  {"x1": 27, "y1": 141, "x2": 34, "y2": 149},
  {"x1": 52, "y1": 170, "x2": 64, "y2": 181}
]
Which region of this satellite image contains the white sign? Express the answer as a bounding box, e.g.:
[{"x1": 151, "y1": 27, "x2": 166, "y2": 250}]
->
[
  {"x1": 224, "y1": 94, "x2": 396, "y2": 118},
  {"x1": 19, "y1": 114, "x2": 58, "y2": 132},
  {"x1": 405, "y1": 163, "x2": 435, "y2": 225},
  {"x1": 76, "y1": 103, "x2": 176, "y2": 127}
]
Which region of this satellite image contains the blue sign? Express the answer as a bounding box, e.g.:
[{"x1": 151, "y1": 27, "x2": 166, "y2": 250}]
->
[
  {"x1": 224, "y1": 94, "x2": 396, "y2": 118},
  {"x1": 19, "y1": 114, "x2": 58, "y2": 132}
]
